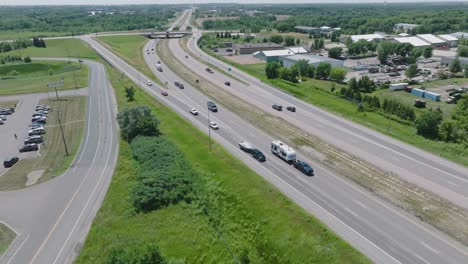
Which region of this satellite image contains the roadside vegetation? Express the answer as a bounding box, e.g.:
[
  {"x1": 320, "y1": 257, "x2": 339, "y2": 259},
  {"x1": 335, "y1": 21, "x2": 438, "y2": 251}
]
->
[
  {"x1": 75, "y1": 61, "x2": 370, "y2": 263},
  {"x1": 0, "y1": 60, "x2": 88, "y2": 95},
  {"x1": 0, "y1": 96, "x2": 86, "y2": 191},
  {"x1": 0, "y1": 223, "x2": 15, "y2": 256}
]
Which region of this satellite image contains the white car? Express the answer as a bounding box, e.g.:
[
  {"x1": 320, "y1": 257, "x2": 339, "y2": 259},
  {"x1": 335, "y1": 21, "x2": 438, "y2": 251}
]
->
[
  {"x1": 189, "y1": 108, "x2": 198, "y2": 115},
  {"x1": 147, "y1": 81, "x2": 153, "y2": 86},
  {"x1": 209, "y1": 121, "x2": 219, "y2": 130}
]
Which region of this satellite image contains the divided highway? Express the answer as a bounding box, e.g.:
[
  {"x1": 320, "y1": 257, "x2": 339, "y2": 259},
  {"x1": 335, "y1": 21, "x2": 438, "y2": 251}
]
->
[
  {"x1": 0, "y1": 60, "x2": 118, "y2": 264},
  {"x1": 77, "y1": 28, "x2": 468, "y2": 262}
]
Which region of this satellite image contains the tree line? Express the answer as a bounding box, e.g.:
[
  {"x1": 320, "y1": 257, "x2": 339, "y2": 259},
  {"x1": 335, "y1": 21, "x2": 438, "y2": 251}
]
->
[{"x1": 265, "y1": 60, "x2": 347, "y2": 83}]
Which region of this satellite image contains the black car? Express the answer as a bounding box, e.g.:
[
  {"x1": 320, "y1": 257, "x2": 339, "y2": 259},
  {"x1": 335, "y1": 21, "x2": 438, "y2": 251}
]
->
[
  {"x1": 251, "y1": 149, "x2": 266, "y2": 162},
  {"x1": 272, "y1": 104, "x2": 282, "y2": 111},
  {"x1": 25, "y1": 137, "x2": 43, "y2": 144},
  {"x1": 294, "y1": 160, "x2": 314, "y2": 176},
  {"x1": 19, "y1": 144, "x2": 39, "y2": 153},
  {"x1": 3, "y1": 157, "x2": 19, "y2": 168},
  {"x1": 207, "y1": 101, "x2": 218, "y2": 112},
  {"x1": 224, "y1": 81, "x2": 231, "y2": 86},
  {"x1": 286, "y1": 106, "x2": 296, "y2": 112}
]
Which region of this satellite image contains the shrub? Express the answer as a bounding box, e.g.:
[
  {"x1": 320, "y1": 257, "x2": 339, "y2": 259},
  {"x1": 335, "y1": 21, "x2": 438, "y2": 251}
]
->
[
  {"x1": 105, "y1": 243, "x2": 166, "y2": 264},
  {"x1": 116, "y1": 106, "x2": 160, "y2": 141}
]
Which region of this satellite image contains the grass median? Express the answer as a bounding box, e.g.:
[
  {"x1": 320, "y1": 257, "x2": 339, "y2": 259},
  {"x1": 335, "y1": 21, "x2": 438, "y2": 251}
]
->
[
  {"x1": 0, "y1": 96, "x2": 86, "y2": 191},
  {"x1": 0, "y1": 223, "x2": 15, "y2": 256},
  {"x1": 0, "y1": 61, "x2": 88, "y2": 95},
  {"x1": 75, "y1": 61, "x2": 370, "y2": 263}
]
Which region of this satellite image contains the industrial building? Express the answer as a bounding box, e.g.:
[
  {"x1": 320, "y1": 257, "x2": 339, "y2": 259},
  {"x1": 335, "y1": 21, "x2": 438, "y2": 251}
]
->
[
  {"x1": 416, "y1": 34, "x2": 447, "y2": 47},
  {"x1": 294, "y1": 26, "x2": 320, "y2": 34},
  {"x1": 279, "y1": 54, "x2": 344, "y2": 68},
  {"x1": 253, "y1": 47, "x2": 308, "y2": 62},
  {"x1": 450, "y1": 32, "x2": 468, "y2": 39},
  {"x1": 350, "y1": 33, "x2": 385, "y2": 42},
  {"x1": 393, "y1": 36, "x2": 430, "y2": 47},
  {"x1": 234, "y1": 42, "x2": 284, "y2": 55},
  {"x1": 438, "y1": 34, "x2": 458, "y2": 47},
  {"x1": 394, "y1": 23, "x2": 419, "y2": 32}
]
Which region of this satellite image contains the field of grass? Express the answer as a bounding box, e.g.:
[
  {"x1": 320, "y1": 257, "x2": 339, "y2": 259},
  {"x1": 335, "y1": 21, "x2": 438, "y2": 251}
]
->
[
  {"x1": 0, "y1": 61, "x2": 88, "y2": 95},
  {"x1": 95, "y1": 35, "x2": 163, "y2": 86},
  {"x1": 0, "y1": 223, "x2": 15, "y2": 256},
  {"x1": 76, "y1": 62, "x2": 369, "y2": 263},
  {"x1": 0, "y1": 100, "x2": 17, "y2": 109},
  {"x1": 207, "y1": 50, "x2": 468, "y2": 166},
  {"x1": 0, "y1": 31, "x2": 69, "y2": 41},
  {"x1": 2, "y1": 38, "x2": 99, "y2": 59},
  {"x1": 0, "y1": 96, "x2": 86, "y2": 191}
]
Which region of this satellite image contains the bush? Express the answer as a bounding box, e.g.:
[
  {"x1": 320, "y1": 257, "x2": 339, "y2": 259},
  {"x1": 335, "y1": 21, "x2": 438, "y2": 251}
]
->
[
  {"x1": 130, "y1": 136, "x2": 196, "y2": 212},
  {"x1": 23, "y1": 56, "x2": 31, "y2": 63},
  {"x1": 116, "y1": 106, "x2": 160, "y2": 141},
  {"x1": 415, "y1": 109, "x2": 442, "y2": 139},
  {"x1": 105, "y1": 243, "x2": 166, "y2": 264}
]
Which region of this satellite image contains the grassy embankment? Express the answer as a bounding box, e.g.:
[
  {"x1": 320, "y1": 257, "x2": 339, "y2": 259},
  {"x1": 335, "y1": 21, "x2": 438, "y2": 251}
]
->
[
  {"x1": 75, "y1": 47, "x2": 369, "y2": 263},
  {"x1": 0, "y1": 61, "x2": 88, "y2": 95},
  {"x1": 0, "y1": 96, "x2": 86, "y2": 191},
  {"x1": 0, "y1": 100, "x2": 17, "y2": 108},
  {"x1": 95, "y1": 35, "x2": 164, "y2": 86},
  {"x1": 0, "y1": 31, "x2": 69, "y2": 41},
  {"x1": 0, "y1": 223, "x2": 15, "y2": 256},
  {"x1": 203, "y1": 48, "x2": 468, "y2": 166}
]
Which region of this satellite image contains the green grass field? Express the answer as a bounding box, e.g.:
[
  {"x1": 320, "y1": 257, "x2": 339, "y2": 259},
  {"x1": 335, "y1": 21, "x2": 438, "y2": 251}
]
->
[
  {"x1": 0, "y1": 61, "x2": 88, "y2": 95},
  {"x1": 75, "y1": 62, "x2": 369, "y2": 263},
  {"x1": 2, "y1": 38, "x2": 99, "y2": 59},
  {"x1": 96, "y1": 35, "x2": 163, "y2": 85},
  {"x1": 0, "y1": 100, "x2": 17, "y2": 109},
  {"x1": 0, "y1": 31, "x2": 70, "y2": 41},
  {"x1": 0, "y1": 96, "x2": 86, "y2": 191},
  {"x1": 212, "y1": 54, "x2": 468, "y2": 167},
  {"x1": 0, "y1": 223, "x2": 15, "y2": 256}
]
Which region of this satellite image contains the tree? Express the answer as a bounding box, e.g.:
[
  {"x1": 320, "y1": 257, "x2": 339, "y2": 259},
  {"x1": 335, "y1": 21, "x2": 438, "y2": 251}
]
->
[
  {"x1": 278, "y1": 67, "x2": 298, "y2": 83},
  {"x1": 348, "y1": 77, "x2": 359, "y2": 92},
  {"x1": 423, "y1": 46, "x2": 433, "y2": 59},
  {"x1": 457, "y1": 46, "x2": 468, "y2": 57},
  {"x1": 284, "y1": 36, "x2": 295, "y2": 46},
  {"x1": 377, "y1": 41, "x2": 395, "y2": 64},
  {"x1": 294, "y1": 59, "x2": 310, "y2": 77},
  {"x1": 306, "y1": 64, "x2": 315, "y2": 78},
  {"x1": 449, "y1": 58, "x2": 462, "y2": 73},
  {"x1": 415, "y1": 109, "x2": 442, "y2": 139},
  {"x1": 438, "y1": 120, "x2": 457, "y2": 142},
  {"x1": 265, "y1": 62, "x2": 281, "y2": 79},
  {"x1": 406, "y1": 64, "x2": 418, "y2": 80},
  {"x1": 125, "y1": 86, "x2": 135, "y2": 101},
  {"x1": 329, "y1": 67, "x2": 347, "y2": 83},
  {"x1": 328, "y1": 47, "x2": 343, "y2": 59},
  {"x1": 269, "y1": 35, "x2": 283, "y2": 44},
  {"x1": 315, "y1": 62, "x2": 331, "y2": 79},
  {"x1": 116, "y1": 106, "x2": 160, "y2": 141},
  {"x1": 358, "y1": 75, "x2": 375, "y2": 92},
  {"x1": 295, "y1": 38, "x2": 300, "y2": 45},
  {"x1": 23, "y1": 56, "x2": 31, "y2": 63},
  {"x1": 464, "y1": 65, "x2": 468, "y2": 78}
]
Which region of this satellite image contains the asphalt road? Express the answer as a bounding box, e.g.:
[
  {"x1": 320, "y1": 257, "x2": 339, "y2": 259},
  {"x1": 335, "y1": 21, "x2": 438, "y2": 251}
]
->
[
  {"x1": 76, "y1": 26, "x2": 468, "y2": 263},
  {"x1": 182, "y1": 29, "x2": 468, "y2": 210},
  {"x1": 0, "y1": 59, "x2": 118, "y2": 264}
]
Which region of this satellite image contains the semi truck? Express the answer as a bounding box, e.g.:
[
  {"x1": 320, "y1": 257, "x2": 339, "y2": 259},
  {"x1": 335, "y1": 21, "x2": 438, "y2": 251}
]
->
[{"x1": 271, "y1": 140, "x2": 296, "y2": 164}]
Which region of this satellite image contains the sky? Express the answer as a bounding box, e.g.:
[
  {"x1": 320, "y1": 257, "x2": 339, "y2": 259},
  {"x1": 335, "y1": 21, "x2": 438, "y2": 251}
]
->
[{"x1": 0, "y1": 0, "x2": 466, "y2": 5}]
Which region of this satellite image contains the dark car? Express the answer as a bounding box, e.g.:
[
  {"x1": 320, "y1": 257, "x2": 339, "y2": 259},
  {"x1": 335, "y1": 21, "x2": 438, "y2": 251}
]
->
[
  {"x1": 224, "y1": 81, "x2": 231, "y2": 86},
  {"x1": 294, "y1": 160, "x2": 314, "y2": 176},
  {"x1": 388, "y1": 72, "x2": 401, "y2": 77},
  {"x1": 251, "y1": 149, "x2": 266, "y2": 162},
  {"x1": 272, "y1": 104, "x2": 282, "y2": 111},
  {"x1": 286, "y1": 106, "x2": 296, "y2": 112},
  {"x1": 25, "y1": 136, "x2": 43, "y2": 144},
  {"x1": 19, "y1": 144, "x2": 39, "y2": 153},
  {"x1": 205, "y1": 67, "x2": 214, "y2": 73},
  {"x1": 207, "y1": 101, "x2": 218, "y2": 112},
  {"x1": 3, "y1": 157, "x2": 19, "y2": 168},
  {"x1": 161, "y1": 91, "x2": 168, "y2": 96}
]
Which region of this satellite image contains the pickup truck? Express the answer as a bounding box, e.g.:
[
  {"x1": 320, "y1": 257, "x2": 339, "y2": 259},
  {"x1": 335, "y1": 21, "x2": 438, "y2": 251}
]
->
[{"x1": 239, "y1": 141, "x2": 266, "y2": 162}]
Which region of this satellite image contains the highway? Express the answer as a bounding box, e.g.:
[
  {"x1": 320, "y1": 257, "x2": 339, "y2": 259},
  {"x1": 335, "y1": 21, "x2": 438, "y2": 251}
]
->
[
  {"x1": 181, "y1": 29, "x2": 468, "y2": 210},
  {"x1": 0, "y1": 59, "x2": 118, "y2": 264},
  {"x1": 77, "y1": 19, "x2": 468, "y2": 262}
]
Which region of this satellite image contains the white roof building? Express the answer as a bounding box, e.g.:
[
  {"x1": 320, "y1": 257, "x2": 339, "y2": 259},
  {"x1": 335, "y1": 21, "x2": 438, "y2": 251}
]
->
[
  {"x1": 438, "y1": 34, "x2": 457, "y2": 41},
  {"x1": 255, "y1": 50, "x2": 294, "y2": 57},
  {"x1": 288, "y1": 47, "x2": 308, "y2": 54},
  {"x1": 450, "y1": 32, "x2": 468, "y2": 39},
  {"x1": 394, "y1": 36, "x2": 430, "y2": 47},
  {"x1": 398, "y1": 33, "x2": 409, "y2": 37},
  {"x1": 351, "y1": 33, "x2": 385, "y2": 42},
  {"x1": 416, "y1": 34, "x2": 446, "y2": 45}
]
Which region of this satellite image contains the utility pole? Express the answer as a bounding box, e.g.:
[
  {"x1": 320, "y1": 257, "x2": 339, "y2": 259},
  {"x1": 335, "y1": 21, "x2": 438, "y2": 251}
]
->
[
  {"x1": 207, "y1": 105, "x2": 212, "y2": 152},
  {"x1": 54, "y1": 85, "x2": 69, "y2": 156}
]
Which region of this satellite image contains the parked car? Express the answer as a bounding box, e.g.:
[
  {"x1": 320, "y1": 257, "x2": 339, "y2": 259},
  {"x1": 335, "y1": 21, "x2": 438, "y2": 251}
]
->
[
  {"x1": 161, "y1": 91, "x2": 168, "y2": 96},
  {"x1": 294, "y1": 160, "x2": 314, "y2": 176},
  {"x1": 31, "y1": 117, "x2": 46, "y2": 123},
  {"x1": 209, "y1": 121, "x2": 219, "y2": 130},
  {"x1": 272, "y1": 104, "x2": 282, "y2": 111},
  {"x1": 0, "y1": 115, "x2": 6, "y2": 121},
  {"x1": 189, "y1": 108, "x2": 199, "y2": 115},
  {"x1": 0, "y1": 120, "x2": 4, "y2": 125},
  {"x1": 19, "y1": 144, "x2": 39, "y2": 153},
  {"x1": 224, "y1": 81, "x2": 231, "y2": 86},
  {"x1": 3, "y1": 157, "x2": 19, "y2": 168},
  {"x1": 28, "y1": 129, "x2": 45, "y2": 136},
  {"x1": 25, "y1": 135, "x2": 43, "y2": 144},
  {"x1": 286, "y1": 106, "x2": 296, "y2": 112}
]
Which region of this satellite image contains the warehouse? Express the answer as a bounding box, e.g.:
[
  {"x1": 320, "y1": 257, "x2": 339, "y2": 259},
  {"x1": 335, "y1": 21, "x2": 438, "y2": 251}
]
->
[
  {"x1": 279, "y1": 54, "x2": 344, "y2": 68},
  {"x1": 393, "y1": 36, "x2": 430, "y2": 47},
  {"x1": 294, "y1": 26, "x2": 320, "y2": 34},
  {"x1": 450, "y1": 32, "x2": 468, "y2": 39},
  {"x1": 438, "y1": 34, "x2": 458, "y2": 47},
  {"x1": 350, "y1": 33, "x2": 385, "y2": 42},
  {"x1": 416, "y1": 34, "x2": 447, "y2": 47},
  {"x1": 253, "y1": 50, "x2": 295, "y2": 62},
  {"x1": 234, "y1": 42, "x2": 284, "y2": 55}
]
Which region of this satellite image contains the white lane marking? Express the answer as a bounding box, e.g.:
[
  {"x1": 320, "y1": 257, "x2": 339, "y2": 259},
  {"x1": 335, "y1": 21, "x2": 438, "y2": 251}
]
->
[
  {"x1": 421, "y1": 242, "x2": 439, "y2": 254},
  {"x1": 0, "y1": 220, "x2": 19, "y2": 235},
  {"x1": 6, "y1": 234, "x2": 30, "y2": 264},
  {"x1": 354, "y1": 200, "x2": 368, "y2": 209},
  {"x1": 415, "y1": 254, "x2": 431, "y2": 264},
  {"x1": 391, "y1": 156, "x2": 400, "y2": 162},
  {"x1": 447, "y1": 180, "x2": 457, "y2": 187},
  {"x1": 345, "y1": 207, "x2": 358, "y2": 217}
]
